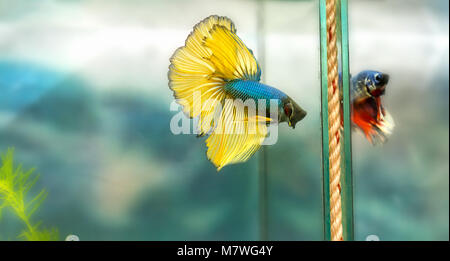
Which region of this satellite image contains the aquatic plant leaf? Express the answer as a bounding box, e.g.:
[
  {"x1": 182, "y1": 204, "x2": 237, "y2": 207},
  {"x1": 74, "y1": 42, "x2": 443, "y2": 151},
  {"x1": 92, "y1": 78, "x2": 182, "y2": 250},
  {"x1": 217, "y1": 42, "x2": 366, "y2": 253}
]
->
[
  {"x1": 26, "y1": 190, "x2": 48, "y2": 219},
  {"x1": 0, "y1": 148, "x2": 59, "y2": 241}
]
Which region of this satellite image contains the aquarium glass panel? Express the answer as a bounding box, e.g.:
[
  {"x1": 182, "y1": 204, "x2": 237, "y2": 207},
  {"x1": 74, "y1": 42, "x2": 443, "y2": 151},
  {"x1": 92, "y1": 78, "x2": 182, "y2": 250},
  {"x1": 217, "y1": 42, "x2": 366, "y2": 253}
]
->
[{"x1": 348, "y1": 0, "x2": 449, "y2": 241}]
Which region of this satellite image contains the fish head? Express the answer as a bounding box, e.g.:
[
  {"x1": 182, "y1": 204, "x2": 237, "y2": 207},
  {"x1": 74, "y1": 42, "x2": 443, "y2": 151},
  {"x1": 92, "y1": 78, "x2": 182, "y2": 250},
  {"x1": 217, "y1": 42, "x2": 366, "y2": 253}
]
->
[
  {"x1": 355, "y1": 70, "x2": 389, "y2": 98},
  {"x1": 282, "y1": 98, "x2": 307, "y2": 129}
]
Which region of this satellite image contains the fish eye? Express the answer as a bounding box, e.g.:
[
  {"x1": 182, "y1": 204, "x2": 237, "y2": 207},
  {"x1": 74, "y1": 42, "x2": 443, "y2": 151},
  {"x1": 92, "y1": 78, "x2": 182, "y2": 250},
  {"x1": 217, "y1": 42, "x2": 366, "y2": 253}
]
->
[
  {"x1": 374, "y1": 73, "x2": 382, "y2": 82},
  {"x1": 284, "y1": 103, "x2": 293, "y2": 118}
]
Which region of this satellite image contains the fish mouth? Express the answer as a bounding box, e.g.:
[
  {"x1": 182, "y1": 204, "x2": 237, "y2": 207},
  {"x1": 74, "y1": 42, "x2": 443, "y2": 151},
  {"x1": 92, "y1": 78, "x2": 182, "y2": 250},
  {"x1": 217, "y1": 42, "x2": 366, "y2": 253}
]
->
[
  {"x1": 380, "y1": 73, "x2": 389, "y2": 85},
  {"x1": 370, "y1": 85, "x2": 386, "y2": 97},
  {"x1": 289, "y1": 109, "x2": 307, "y2": 129}
]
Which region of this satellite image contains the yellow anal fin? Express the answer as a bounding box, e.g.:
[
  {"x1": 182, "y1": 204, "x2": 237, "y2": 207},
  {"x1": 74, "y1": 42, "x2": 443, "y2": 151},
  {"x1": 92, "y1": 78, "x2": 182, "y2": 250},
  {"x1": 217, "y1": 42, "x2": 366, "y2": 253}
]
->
[
  {"x1": 234, "y1": 115, "x2": 272, "y2": 124},
  {"x1": 205, "y1": 99, "x2": 268, "y2": 171}
]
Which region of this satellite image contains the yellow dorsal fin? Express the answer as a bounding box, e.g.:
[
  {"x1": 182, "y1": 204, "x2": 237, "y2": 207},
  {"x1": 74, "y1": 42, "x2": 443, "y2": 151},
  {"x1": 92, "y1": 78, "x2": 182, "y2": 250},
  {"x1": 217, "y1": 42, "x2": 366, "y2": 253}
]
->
[
  {"x1": 185, "y1": 16, "x2": 236, "y2": 60},
  {"x1": 203, "y1": 25, "x2": 261, "y2": 81}
]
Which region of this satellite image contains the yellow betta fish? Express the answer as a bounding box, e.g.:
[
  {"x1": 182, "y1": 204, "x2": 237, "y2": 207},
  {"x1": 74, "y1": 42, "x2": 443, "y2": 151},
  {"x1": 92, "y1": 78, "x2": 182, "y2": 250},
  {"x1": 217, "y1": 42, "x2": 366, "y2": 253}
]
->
[{"x1": 168, "y1": 15, "x2": 307, "y2": 170}]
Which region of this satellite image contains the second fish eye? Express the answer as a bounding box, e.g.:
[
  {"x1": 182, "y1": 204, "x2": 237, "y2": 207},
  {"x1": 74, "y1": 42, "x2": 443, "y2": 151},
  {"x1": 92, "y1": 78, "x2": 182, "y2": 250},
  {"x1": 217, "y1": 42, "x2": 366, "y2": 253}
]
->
[{"x1": 375, "y1": 73, "x2": 382, "y2": 82}]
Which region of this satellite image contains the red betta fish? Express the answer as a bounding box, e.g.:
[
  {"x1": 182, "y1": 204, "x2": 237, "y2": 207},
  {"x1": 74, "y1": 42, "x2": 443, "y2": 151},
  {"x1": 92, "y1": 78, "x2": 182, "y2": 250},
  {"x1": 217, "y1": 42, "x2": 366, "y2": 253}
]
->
[{"x1": 342, "y1": 70, "x2": 394, "y2": 144}]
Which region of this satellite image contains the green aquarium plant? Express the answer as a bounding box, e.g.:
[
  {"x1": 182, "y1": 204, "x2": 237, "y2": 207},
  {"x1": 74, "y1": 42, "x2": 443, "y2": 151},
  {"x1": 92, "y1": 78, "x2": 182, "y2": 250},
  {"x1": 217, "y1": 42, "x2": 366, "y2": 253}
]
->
[{"x1": 0, "y1": 148, "x2": 58, "y2": 241}]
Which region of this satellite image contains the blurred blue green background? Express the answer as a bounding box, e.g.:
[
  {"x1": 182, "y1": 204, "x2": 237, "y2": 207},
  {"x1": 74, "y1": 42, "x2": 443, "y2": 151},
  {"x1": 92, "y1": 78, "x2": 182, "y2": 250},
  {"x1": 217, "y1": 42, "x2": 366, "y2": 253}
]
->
[{"x1": 0, "y1": 0, "x2": 448, "y2": 240}]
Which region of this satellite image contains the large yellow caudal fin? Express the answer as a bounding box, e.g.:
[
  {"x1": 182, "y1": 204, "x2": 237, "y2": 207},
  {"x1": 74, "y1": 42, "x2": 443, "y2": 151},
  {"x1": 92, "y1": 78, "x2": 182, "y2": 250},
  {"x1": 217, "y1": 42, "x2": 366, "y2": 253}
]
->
[{"x1": 168, "y1": 15, "x2": 266, "y2": 171}]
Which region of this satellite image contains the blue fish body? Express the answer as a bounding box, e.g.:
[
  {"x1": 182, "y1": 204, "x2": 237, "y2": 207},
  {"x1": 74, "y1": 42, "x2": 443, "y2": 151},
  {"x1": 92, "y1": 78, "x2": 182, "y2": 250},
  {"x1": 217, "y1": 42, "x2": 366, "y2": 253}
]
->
[{"x1": 224, "y1": 79, "x2": 287, "y2": 107}]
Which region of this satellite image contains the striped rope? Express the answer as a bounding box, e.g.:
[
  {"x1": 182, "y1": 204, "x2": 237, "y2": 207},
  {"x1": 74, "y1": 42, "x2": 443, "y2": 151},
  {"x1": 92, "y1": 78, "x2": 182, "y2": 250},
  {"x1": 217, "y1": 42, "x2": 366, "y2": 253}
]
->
[{"x1": 326, "y1": 0, "x2": 343, "y2": 241}]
